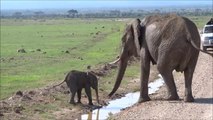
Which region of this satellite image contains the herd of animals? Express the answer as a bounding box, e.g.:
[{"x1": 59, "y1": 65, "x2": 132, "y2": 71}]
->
[{"x1": 53, "y1": 14, "x2": 213, "y2": 106}]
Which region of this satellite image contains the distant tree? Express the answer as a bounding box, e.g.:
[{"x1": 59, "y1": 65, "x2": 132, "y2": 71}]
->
[
  {"x1": 67, "y1": 9, "x2": 78, "y2": 18},
  {"x1": 109, "y1": 10, "x2": 121, "y2": 17},
  {"x1": 195, "y1": 9, "x2": 202, "y2": 16},
  {"x1": 13, "y1": 12, "x2": 22, "y2": 19},
  {"x1": 154, "y1": 9, "x2": 161, "y2": 14},
  {"x1": 138, "y1": 9, "x2": 146, "y2": 14},
  {"x1": 181, "y1": 9, "x2": 185, "y2": 12},
  {"x1": 34, "y1": 11, "x2": 45, "y2": 18}
]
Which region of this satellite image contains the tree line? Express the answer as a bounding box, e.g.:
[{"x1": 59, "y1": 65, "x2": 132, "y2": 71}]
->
[{"x1": 1, "y1": 8, "x2": 212, "y2": 19}]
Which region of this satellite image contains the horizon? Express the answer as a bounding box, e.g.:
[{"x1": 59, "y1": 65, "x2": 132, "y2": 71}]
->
[{"x1": 1, "y1": 0, "x2": 212, "y2": 10}]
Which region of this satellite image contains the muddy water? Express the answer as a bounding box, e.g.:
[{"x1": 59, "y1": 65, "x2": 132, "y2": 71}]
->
[{"x1": 81, "y1": 75, "x2": 164, "y2": 120}]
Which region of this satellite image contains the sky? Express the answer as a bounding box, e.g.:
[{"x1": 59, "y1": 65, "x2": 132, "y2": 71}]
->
[{"x1": 1, "y1": 0, "x2": 212, "y2": 10}]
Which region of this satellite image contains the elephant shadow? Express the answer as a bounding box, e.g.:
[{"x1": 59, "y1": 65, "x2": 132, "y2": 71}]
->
[
  {"x1": 206, "y1": 49, "x2": 213, "y2": 52},
  {"x1": 194, "y1": 98, "x2": 213, "y2": 104},
  {"x1": 153, "y1": 97, "x2": 213, "y2": 104}
]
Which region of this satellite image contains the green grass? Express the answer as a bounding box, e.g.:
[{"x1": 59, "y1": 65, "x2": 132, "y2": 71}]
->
[
  {"x1": 0, "y1": 18, "x2": 125, "y2": 99},
  {"x1": 186, "y1": 15, "x2": 212, "y2": 29}
]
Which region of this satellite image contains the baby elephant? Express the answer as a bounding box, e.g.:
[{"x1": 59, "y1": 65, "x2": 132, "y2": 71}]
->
[{"x1": 54, "y1": 70, "x2": 99, "y2": 105}]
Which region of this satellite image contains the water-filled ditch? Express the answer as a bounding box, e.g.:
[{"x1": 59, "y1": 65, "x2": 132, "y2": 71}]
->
[{"x1": 81, "y1": 75, "x2": 164, "y2": 120}]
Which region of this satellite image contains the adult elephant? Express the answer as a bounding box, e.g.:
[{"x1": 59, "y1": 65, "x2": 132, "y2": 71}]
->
[{"x1": 109, "y1": 14, "x2": 211, "y2": 102}]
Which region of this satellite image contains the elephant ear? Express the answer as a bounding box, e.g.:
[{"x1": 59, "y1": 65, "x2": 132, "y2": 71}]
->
[
  {"x1": 87, "y1": 72, "x2": 97, "y2": 86},
  {"x1": 131, "y1": 19, "x2": 141, "y2": 57}
]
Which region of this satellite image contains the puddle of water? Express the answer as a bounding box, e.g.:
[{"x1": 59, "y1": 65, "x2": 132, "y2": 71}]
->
[{"x1": 81, "y1": 75, "x2": 164, "y2": 120}]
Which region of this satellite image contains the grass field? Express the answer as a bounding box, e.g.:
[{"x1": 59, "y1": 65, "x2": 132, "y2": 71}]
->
[
  {"x1": 187, "y1": 15, "x2": 212, "y2": 29},
  {"x1": 0, "y1": 15, "x2": 211, "y2": 100},
  {"x1": 1, "y1": 18, "x2": 128, "y2": 99}
]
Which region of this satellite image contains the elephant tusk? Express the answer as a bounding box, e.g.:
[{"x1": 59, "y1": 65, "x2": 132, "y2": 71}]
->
[{"x1": 109, "y1": 57, "x2": 120, "y2": 65}]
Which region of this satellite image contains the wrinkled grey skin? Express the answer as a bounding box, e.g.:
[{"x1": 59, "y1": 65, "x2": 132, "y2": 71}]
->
[
  {"x1": 54, "y1": 70, "x2": 99, "y2": 105},
  {"x1": 109, "y1": 14, "x2": 206, "y2": 103}
]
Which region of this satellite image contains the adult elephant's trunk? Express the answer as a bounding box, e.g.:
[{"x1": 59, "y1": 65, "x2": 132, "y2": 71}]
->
[{"x1": 108, "y1": 57, "x2": 128, "y2": 97}]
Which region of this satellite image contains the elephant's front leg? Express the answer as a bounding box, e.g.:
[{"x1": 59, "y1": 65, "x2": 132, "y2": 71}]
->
[
  {"x1": 85, "y1": 86, "x2": 93, "y2": 105},
  {"x1": 138, "y1": 48, "x2": 151, "y2": 103}
]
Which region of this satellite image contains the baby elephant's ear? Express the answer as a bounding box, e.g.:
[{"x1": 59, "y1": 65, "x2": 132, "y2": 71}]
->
[
  {"x1": 88, "y1": 72, "x2": 95, "y2": 82},
  {"x1": 90, "y1": 71, "x2": 96, "y2": 75}
]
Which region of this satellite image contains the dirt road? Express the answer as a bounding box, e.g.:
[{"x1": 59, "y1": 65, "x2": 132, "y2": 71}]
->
[{"x1": 113, "y1": 52, "x2": 213, "y2": 120}]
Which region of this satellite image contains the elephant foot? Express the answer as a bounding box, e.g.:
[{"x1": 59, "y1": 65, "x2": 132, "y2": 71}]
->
[
  {"x1": 88, "y1": 102, "x2": 94, "y2": 106},
  {"x1": 166, "y1": 94, "x2": 179, "y2": 100},
  {"x1": 184, "y1": 95, "x2": 194, "y2": 102},
  {"x1": 138, "y1": 96, "x2": 151, "y2": 103},
  {"x1": 77, "y1": 101, "x2": 82, "y2": 104},
  {"x1": 69, "y1": 101, "x2": 76, "y2": 105}
]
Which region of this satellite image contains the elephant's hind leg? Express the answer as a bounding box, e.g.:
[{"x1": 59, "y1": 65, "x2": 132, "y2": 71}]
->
[
  {"x1": 183, "y1": 52, "x2": 198, "y2": 102},
  {"x1": 70, "y1": 88, "x2": 76, "y2": 104},
  {"x1": 68, "y1": 84, "x2": 77, "y2": 104},
  {"x1": 163, "y1": 72, "x2": 179, "y2": 100},
  {"x1": 158, "y1": 67, "x2": 179, "y2": 100},
  {"x1": 184, "y1": 68, "x2": 194, "y2": 102}
]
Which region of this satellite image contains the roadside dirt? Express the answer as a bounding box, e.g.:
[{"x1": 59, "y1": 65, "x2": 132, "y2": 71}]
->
[
  {"x1": 113, "y1": 52, "x2": 213, "y2": 120},
  {"x1": 0, "y1": 62, "x2": 117, "y2": 119},
  {"x1": 1, "y1": 57, "x2": 156, "y2": 120}
]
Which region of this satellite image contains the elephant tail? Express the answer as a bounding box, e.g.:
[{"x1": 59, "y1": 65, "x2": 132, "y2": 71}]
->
[
  {"x1": 43, "y1": 79, "x2": 66, "y2": 91},
  {"x1": 52, "y1": 80, "x2": 66, "y2": 88},
  {"x1": 190, "y1": 40, "x2": 213, "y2": 56},
  {"x1": 48, "y1": 72, "x2": 72, "y2": 90},
  {"x1": 184, "y1": 17, "x2": 213, "y2": 56}
]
